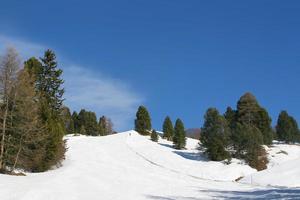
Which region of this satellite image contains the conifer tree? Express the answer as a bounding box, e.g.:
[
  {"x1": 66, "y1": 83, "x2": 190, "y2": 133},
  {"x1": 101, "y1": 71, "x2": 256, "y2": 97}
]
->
[
  {"x1": 236, "y1": 92, "x2": 273, "y2": 145},
  {"x1": 99, "y1": 116, "x2": 113, "y2": 136},
  {"x1": 201, "y1": 108, "x2": 231, "y2": 161},
  {"x1": 71, "y1": 111, "x2": 80, "y2": 133},
  {"x1": 162, "y1": 116, "x2": 174, "y2": 141},
  {"x1": 276, "y1": 111, "x2": 299, "y2": 143},
  {"x1": 173, "y1": 119, "x2": 186, "y2": 149},
  {"x1": 151, "y1": 130, "x2": 158, "y2": 142},
  {"x1": 135, "y1": 106, "x2": 152, "y2": 135},
  {"x1": 80, "y1": 125, "x2": 87, "y2": 135},
  {"x1": 35, "y1": 49, "x2": 66, "y2": 171}
]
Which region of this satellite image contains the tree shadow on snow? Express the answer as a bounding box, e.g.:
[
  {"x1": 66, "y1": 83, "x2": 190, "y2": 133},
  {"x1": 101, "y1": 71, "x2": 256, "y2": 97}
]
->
[
  {"x1": 158, "y1": 143, "x2": 174, "y2": 149},
  {"x1": 198, "y1": 188, "x2": 300, "y2": 199},
  {"x1": 146, "y1": 188, "x2": 300, "y2": 200},
  {"x1": 173, "y1": 151, "x2": 207, "y2": 161}
]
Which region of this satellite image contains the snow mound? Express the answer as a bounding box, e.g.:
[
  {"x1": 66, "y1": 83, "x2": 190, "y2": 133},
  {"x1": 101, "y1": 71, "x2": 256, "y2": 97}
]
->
[{"x1": 241, "y1": 143, "x2": 300, "y2": 187}]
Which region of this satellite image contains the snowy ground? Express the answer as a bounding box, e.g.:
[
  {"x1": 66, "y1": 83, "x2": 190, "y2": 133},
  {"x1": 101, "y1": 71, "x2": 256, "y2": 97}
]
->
[{"x1": 0, "y1": 131, "x2": 300, "y2": 200}]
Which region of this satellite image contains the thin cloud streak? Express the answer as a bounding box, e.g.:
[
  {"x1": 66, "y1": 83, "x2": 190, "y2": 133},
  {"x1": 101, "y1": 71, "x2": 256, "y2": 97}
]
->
[{"x1": 63, "y1": 66, "x2": 143, "y2": 131}]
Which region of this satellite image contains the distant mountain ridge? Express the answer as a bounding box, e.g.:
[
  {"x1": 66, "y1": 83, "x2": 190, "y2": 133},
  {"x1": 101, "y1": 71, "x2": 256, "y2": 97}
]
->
[{"x1": 185, "y1": 128, "x2": 201, "y2": 139}]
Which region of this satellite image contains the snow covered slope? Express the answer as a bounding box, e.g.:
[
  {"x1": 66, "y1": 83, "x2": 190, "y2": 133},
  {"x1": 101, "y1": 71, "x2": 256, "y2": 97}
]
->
[
  {"x1": 241, "y1": 143, "x2": 300, "y2": 187},
  {"x1": 0, "y1": 131, "x2": 299, "y2": 200}
]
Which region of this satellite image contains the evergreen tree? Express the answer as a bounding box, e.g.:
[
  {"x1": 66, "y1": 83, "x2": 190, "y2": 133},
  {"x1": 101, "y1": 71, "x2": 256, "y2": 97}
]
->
[
  {"x1": 256, "y1": 108, "x2": 273, "y2": 145},
  {"x1": 80, "y1": 125, "x2": 87, "y2": 135},
  {"x1": 224, "y1": 106, "x2": 236, "y2": 130},
  {"x1": 34, "y1": 49, "x2": 66, "y2": 171},
  {"x1": 236, "y1": 92, "x2": 273, "y2": 145},
  {"x1": 201, "y1": 108, "x2": 231, "y2": 161},
  {"x1": 61, "y1": 106, "x2": 73, "y2": 134},
  {"x1": 173, "y1": 119, "x2": 186, "y2": 149},
  {"x1": 162, "y1": 116, "x2": 174, "y2": 141},
  {"x1": 99, "y1": 116, "x2": 113, "y2": 136},
  {"x1": 276, "y1": 111, "x2": 300, "y2": 143},
  {"x1": 71, "y1": 111, "x2": 80, "y2": 133},
  {"x1": 151, "y1": 130, "x2": 158, "y2": 142},
  {"x1": 78, "y1": 109, "x2": 98, "y2": 136},
  {"x1": 135, "y1": 106, "x2": 151, "y2": 135}
]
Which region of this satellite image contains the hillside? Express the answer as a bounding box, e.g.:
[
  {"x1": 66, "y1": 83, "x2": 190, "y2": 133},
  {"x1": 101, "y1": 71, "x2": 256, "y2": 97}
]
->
[{"x1": 0, "y1": 131, "x2": 299, "y2": 199}]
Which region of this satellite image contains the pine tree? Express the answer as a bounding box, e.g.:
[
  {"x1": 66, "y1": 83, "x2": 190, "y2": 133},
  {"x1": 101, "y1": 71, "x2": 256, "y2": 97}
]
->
[
  {"x1": 78, "y1": 109, "x2": 98, "y2": 136},
  {"x1": 36, "y1": 49, "x2": 66, "y2": 171},
  {"x1": 61, "y1": 106, "x2": 73, "y2": 134},
  {"x1": 173, "y1": 119, "x2": 186, "y2": 149},
  {"x1": 224, "y1": 106, "x2": 236, "y2": 130},
  {"x1": 201, "y1": 108, "x2": 231, "y2": 161},
  {"x1": 135, "y1": 106, "x2": 151, "y2": 135},
  {"x1": 71, "y1": 111, "x2": 80, "y2": 133},
  {"x1": 80, "y1": 125, "x2": 87, "y2": 135},
  {"x1": 276, "y1": 111, "x2": 299, "y2": 143},
  {"x1": 236, "y1": 92, "x2": 273, "y2": 145},
  {"x1": 99, "y1": 116, "x2": 113, "y2": 136},
  {"x1": 151, "y1": 130, "x2": 158, "y2": 142},
  {"x1": 162, "y1": 116, "x2": 174, "y2": 141}
]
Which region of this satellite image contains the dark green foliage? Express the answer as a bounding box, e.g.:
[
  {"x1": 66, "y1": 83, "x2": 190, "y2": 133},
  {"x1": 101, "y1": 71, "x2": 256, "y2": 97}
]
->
[
  {"x1": 151, "y1": 130, "x2": 158, "y2": 142},
  {"x1": 231, "y1": 123, "x2": 267, "y2": 170},
  {"x1": 201, "y1": 108, "x2": 231, "y2": 161},
  {"x1": 98, "y1": 116, "x2": 113, "y2": 136},
  {"x1": 237, "y1": 93, "x2": 260, "y2": 126},
  {"x1": 80, "y1": 125, "x2": 87, "y2": 135},
  {"x1": 24, "y1": 57, "x2": 42, "y2": 81},
  {"x1": 24, "y1": 50, "x2": 66, "y2": 171},
  {"x1": 61, "y1": 106, "x2": 74, "y2": 134},
  {"x1": 78, "y1": 109, "x2": 99, "y2": 136},
  {"x1": 276, "y1": 111, "x2": 300, "y2": 143},
  {"x1": 39, "y1": 50, "x2": 66, "y2": 171},
  {"x1": 236, "y1": 92, "x2": 273, "y2": 145},
  {"x1": 135, "y1": 106, "x2": 152, "y2": 135},
  {"x1": 256, "y1": 108, "x2": 273, "y2": 145},
  {"x1": 162, "y1": 116, "x2": 174, "y2": 141},
  {"x1": 71, "y1": 111, "x2": 80, "y2": 133},
  {"x1": 173, "y1": 119, "x2": 186, "y2": 149},
  {"x1": 224, "y1": 107, "x2": 237, "y2": 130}
]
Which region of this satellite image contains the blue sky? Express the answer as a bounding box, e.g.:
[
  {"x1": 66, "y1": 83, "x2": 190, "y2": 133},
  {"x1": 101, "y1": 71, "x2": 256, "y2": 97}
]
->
[{"x1": 1, "y1": 0, "x2": 300, "y2": 131}]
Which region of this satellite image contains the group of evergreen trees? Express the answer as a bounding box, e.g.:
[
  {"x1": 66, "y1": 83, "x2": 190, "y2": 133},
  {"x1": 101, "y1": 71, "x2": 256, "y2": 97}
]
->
[
  {"x1": 64, "y1": 109, "x2": 114, "y2": 136},
  {"x1": 0, "y1": 48, "x2": 66, "y2": 173},
  {"x1": 200, "y1": 92, "x2": 300, "y2": 171},
  {"x1": 134, "y1": 106, "x2": 186, "y2": 149}
]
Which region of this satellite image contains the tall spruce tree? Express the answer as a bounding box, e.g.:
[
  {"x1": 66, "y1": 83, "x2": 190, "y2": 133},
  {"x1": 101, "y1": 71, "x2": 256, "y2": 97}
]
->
[
  {"x1": 162, "y1": 116, "x2": 174, "y2": 141},
  {"x1": 31, "y1": 49, "x2": 66, "y2": 171},
  {"x1": 201, "y1": 108, "x2": 231, "y2": 161},
  {"x1": 135, "y1": 106, "x2": 152, "y2": 135},
  {"x1": 276, "y1": 111, "x2": 300, "y2": 143},
  {"x1": 173, "y1": 119, "x2": 186, "y2": 149}
]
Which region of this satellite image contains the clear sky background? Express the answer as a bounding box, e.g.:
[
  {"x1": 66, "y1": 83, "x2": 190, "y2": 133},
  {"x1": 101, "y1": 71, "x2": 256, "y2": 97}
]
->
[{"x1": 0, "y1": 0, "x2": 300, "y2": 131}]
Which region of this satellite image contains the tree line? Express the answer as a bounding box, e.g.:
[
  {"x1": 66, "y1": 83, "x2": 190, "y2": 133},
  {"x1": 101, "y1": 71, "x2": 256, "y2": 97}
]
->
[
  {"x1": 134, "y1": 106, "x2": 186, "y2": 150},
  {"x1": 62, "y1": 107, "x2": 114, "y2": 136},
  {"x1": 0, "y1": 48, "x2": 65, "y2": 173},
  {"x1": 0, "y1": 47, "x2": 114, "y2": 174},
  {"x1": 133, "y1": 93, "x2": 300, "y2": 171}
]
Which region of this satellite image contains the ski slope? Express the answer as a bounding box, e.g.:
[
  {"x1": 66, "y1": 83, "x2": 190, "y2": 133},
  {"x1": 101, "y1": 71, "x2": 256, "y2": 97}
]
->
[{"x1": 0, "y1": 131, "x2": 300, "y2": 200}]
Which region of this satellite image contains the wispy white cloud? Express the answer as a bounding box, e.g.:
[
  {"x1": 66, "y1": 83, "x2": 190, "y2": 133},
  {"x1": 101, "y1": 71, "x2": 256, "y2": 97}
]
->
[
  {"x1": 0, "y1": 35, "x2": 45, "y2": 59},
  {"x1": 63, "y1": 66, "x2": 143, "y2": 131},
  {"x1": 0, "y1": 35, "x2": 143, "y2": 131}
]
